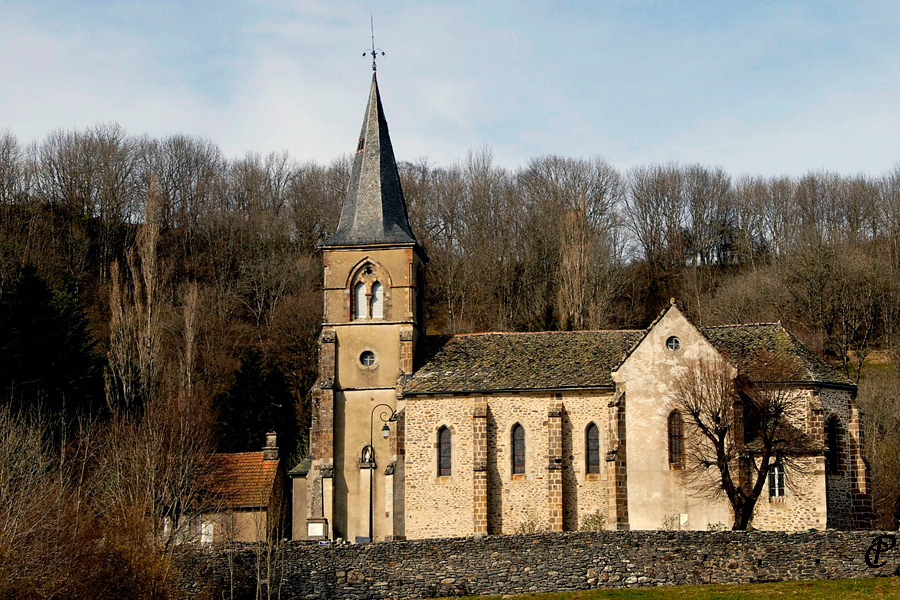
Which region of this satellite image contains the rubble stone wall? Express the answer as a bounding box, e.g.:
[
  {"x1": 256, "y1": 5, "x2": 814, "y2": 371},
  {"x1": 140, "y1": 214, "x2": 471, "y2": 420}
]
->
[{"x1": 176, "y1": 530, "x2": 895, "y2": 599}]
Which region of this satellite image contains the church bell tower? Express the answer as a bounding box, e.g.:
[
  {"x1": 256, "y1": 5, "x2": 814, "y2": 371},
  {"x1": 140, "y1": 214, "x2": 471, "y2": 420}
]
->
[{"x1": 307, "y1": 72, "x2": 426, "y2": 542}]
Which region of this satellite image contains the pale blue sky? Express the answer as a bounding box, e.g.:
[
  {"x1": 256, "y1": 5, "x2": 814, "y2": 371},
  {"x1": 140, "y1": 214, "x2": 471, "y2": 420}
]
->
[{"x1": 1, "y1": 1, "x2": 898, "y2": 176}]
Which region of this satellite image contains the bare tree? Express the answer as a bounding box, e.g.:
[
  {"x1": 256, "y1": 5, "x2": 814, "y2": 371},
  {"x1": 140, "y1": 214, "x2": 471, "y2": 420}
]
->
[
  {"x1": 858, "y1": 370, "x2": 900, "y2": 529},
  {"x1": 520, "y1": 155, "x2": 625, "y2": 330},
  {"x1": 684, "y1": 164, "x2": 733, "y2": 269},
  {"x1": 732, "y1": 175, "x2": 770, "y2": 268},
  {"x1": 701, "y1": 263, "x2": 791, "y2": 326},
  {"x1": 624, "y1": 164, "x2": 686, "y2": 310},
  {"x1": 681, "y1": 165, "x2": 733, "y2": 318},
  {"x1": 421, "y1": 163, "x2": 467, "y2": 333},
  {"x1": 827, "y1": 247, "x2": 887, "y2": 382},
  {"x1": 0, "y1": 131, "x2": 23, "y2": 207},
  {"x1": 763, "y1": 175, "x2": 797, "y2": 258},
  {"x1": 107, "y1": 178, "x2": 164, "y2": 409},
  {"x1": 181, "y1": 281, "x2": 200, "y2": 397},
  {"x1": 670, "y1": 356, "x2": 814, "y2": 530}
]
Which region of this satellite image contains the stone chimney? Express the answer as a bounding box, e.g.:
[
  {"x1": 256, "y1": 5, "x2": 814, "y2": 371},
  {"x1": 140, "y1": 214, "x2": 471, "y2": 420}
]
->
[{"x1": 263, "y1": 431, "x2": 278, "y2": 461}]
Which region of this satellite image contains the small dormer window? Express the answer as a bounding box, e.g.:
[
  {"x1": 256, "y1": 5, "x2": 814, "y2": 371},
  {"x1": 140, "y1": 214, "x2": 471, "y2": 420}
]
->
[{"x1": 666, "y1": 336, "x2": 681, "y2": 351}]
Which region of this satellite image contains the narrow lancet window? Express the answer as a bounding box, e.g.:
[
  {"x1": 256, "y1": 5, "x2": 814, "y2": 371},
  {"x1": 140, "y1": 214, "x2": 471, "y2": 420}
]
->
[
  {"x1": 586, "y1": 423, "x2": 600, "y2": 474},
  {"x1": 668, "y1": 410, "x2": 684, "y2": 469},
  {"x1": 512, "y1": 423, "x2": 525, "y2": 475},
  {"x1": 438, "y1": 426, "x2": 451, "y2": 477}
]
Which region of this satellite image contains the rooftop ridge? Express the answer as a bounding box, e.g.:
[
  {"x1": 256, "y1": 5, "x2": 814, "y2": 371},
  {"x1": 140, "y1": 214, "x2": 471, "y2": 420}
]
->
[
  {"x1": 782, "y1": 327, "x2": 821, "y2": 383},
  {"x1": 207, "y1": 450, "x2": 265, "y2": 458},
  {"x1": 702, "y1": 322, "x2": 780, "y2": 329},
  {"x1": 453, "y1": 329, "x2": 644, "y2": 337}
]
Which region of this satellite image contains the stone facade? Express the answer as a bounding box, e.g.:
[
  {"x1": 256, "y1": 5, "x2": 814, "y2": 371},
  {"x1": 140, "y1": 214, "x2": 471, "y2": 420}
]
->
[
  {"x1": 751, "y1": 455, "x2": 827, "y2": 530},
  {"x1": 404, "y1": 396, "x2": 476, "y2": 538},
  {"x1": 298, "y1": 74, "x2": 871, "y2": 543},
  {"x1": 613, "y1": 306, "x2": 735, "y2": 531},
  {"x1": 396, "y1": 306, "x2": 871, "y2": 537},
  {"x1": 403, "y1": 390, "x2": 617, "y2": 538},
  {"x1": 176, "y1": 530, "x2": 898, "y2": 599}
]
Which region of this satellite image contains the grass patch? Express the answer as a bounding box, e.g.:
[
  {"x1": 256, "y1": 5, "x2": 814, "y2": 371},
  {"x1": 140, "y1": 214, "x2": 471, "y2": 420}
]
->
[{"x1": 446, "y1": 576, "x2": 900, "y2": 600}]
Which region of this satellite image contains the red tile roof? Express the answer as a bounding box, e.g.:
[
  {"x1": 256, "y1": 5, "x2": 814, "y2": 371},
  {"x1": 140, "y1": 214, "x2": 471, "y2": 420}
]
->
[{"x1": 198, "y1": 451, "x2": 279, "y2": 509}]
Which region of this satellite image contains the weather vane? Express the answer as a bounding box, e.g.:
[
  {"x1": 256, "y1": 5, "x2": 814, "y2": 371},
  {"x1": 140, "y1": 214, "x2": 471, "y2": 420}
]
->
[{"x1": 363, "y1": 14, "x2": 384, "y2": 72}]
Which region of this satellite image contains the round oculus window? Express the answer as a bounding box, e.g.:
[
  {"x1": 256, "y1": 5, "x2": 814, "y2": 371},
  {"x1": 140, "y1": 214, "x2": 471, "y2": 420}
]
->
[
  {"x1": 360, "y1": 350, "x2": 376, "y2": 367},
  {"x1": 666, "y1": 336, "x2": 681, "y2": 351}
]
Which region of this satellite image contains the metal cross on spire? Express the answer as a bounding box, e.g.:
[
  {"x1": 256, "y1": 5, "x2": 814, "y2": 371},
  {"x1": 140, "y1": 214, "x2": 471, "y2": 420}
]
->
[{"x1": 362, "y1": 14, "x2": 384, "y2": 71}]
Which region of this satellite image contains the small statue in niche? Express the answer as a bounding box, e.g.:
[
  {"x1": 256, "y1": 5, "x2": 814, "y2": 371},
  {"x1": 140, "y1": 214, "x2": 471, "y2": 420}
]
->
[{"x1": 361, "y1": 445, "x2": 374, "y2": 464}]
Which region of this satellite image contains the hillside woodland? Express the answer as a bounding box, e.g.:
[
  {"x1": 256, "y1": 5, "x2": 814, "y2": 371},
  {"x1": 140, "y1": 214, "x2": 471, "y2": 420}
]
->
[{"x1": 0, "y1": 124, "x2": 899, "y2": 597}]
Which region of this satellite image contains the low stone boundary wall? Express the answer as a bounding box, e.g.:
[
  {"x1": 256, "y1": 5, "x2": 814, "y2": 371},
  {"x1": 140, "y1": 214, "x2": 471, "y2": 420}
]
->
[{"x1": 176, "y1": 530, "x2": 898, "y2": 599}]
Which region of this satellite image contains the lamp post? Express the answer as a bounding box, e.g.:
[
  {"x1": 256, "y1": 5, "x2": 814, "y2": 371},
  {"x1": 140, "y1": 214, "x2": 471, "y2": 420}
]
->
[{"x1": 366, "y1": 402, "x2": 397, "y2": 542}]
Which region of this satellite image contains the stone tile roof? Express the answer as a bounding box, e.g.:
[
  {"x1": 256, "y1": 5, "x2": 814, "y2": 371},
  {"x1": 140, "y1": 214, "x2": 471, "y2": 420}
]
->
[
  {"x1": 403, "y1": 331, "x2": 644, "y2": 395},
  {"x1": 198, "y1": 451, "x2": 279, "y2": 509},
  {"x1": 324, "y1": 73, "x2": 417, "y2": 247},
  {"x1": 402, "y1": 320, "x2": 851, "y2": 396},
  {"x1": 744, "y1": 422, "x2": 826, "y2": 455},
  {"x1": 700, "y1": 324, "x2": 852, "y2": 387},
  {"x1": 288, "y1": 456, "x2": 311, "y2": 477}
]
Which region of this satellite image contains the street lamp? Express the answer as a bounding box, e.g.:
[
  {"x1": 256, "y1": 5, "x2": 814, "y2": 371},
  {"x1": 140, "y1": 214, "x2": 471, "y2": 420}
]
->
[{"x1": 366, "y1": 402, "x2": 397, "y2": 542}]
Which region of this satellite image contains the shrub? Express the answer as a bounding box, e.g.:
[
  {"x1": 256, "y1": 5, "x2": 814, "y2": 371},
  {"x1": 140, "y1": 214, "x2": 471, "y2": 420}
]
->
[
  {"x1": 580, "y1": 510, "x2": 608, "y2": 531},
  {"x1": 513, "y1": 513, "x2": 542, "y2": 534}
]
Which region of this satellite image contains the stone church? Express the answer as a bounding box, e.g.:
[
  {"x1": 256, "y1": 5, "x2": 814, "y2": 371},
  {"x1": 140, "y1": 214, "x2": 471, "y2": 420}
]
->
[{"x1": 297, "y1": 74, "x2": 871, "y2": 542}]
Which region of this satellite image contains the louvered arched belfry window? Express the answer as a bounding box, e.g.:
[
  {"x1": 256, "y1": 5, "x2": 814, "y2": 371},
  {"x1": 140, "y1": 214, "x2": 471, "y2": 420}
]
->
[
  {"x1": 371, "y1": 281, "x2": 384, "y2": 319},
  {"x1": 354, "y1": 281, "x2": 367, "y2": 319},
  {"x1": 668, "y1": 410, "x2": 684, "y2": 469},
  {"x1": 351, "y1": 263, "x2": 388, "y2": 321}
]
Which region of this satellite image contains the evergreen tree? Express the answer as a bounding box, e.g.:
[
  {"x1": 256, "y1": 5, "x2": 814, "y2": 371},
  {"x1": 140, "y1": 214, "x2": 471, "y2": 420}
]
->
[
  {"x1": 0, "y1": 265, "x2": 104, "y2": 419},
  {"x1": 215, "y1": 348, "x2": 299, "y2": 458}
]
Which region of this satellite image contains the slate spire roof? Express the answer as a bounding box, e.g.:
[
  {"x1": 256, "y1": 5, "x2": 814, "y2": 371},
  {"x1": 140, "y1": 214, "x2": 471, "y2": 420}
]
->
[{"x1": 324, "y1": 73, "x2": 417, "y2": 247}]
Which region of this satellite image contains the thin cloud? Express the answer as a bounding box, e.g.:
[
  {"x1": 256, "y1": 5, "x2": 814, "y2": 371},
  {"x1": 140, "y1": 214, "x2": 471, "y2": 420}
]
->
[{"x1": 0, "y1": 1, "x2": 898, "y2": 176}]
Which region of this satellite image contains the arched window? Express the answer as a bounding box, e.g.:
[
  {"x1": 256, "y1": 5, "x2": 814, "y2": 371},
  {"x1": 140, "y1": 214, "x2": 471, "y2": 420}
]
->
[
  {"x1": 586, "y1": 423, "x2": 600, "y2": 474},
  {"x1": 826, "y1": 417, "x2": 840, "y2": 475},
  {"x1": 371, "y1": 281, "x2": 384, "y2": 319},
  {"x1": 512, "y1": 423, "x2": 525, "y2": 475},
  {"x1": 354, "y1": 281, "x2": 367, "y2": 319},
  {"x1": 668, "y1": 410, "x2": 684, "y2": 469},
  {"x1": 438, "y1": 426, "x2": 451, "y2": 477}
]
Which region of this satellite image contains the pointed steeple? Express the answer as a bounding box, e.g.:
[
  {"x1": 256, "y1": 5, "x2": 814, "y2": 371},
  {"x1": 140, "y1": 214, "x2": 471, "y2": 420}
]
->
[{"x1": 325, "y1": 74, "x2": 417, "y2": 247}]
